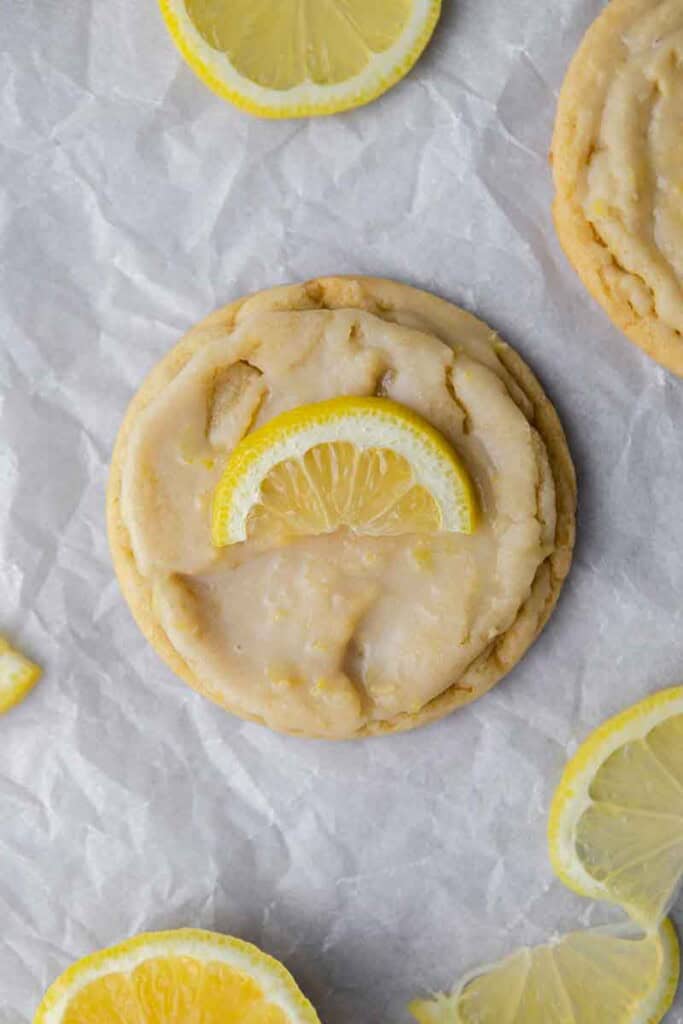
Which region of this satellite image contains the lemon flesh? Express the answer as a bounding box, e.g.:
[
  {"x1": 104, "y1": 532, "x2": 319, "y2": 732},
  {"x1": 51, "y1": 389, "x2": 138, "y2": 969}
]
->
[
  {"x1": 186, "y1": 0, "x2": 413, "y2": 88},
  {"x1": 212, "y1": 397, "x2": 476, "y2": 547},
  {"x1": 35, "y1": 929, "x2": 321, "y2": 1024},
  {"x1": 0, "y1": 635, "x2": 41, "y2": 713},
  {"x1": 549, "y1": 686, "x2": 683, "y2": 929},
  {"x1": 410, "y1": 921, "x2": 679, "y2": 1024},
  {"x1": 160, "y1": 0, "x2": 441, "y2": 117}
]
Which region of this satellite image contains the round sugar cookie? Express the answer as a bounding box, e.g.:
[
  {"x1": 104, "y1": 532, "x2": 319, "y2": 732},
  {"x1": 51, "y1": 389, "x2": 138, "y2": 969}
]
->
[{"x1": 108, "y1": 277, "x2": 576, "y2": 739}]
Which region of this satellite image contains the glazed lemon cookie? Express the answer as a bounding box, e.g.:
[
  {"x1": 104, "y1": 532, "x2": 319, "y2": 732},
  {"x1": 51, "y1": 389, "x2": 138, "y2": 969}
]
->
[
  {"x1": 552, "y1": 0, "x2": 683, "y2": 376},
  {"x1": 108, "y1": 278, "x2": 575, "y2": 739}
]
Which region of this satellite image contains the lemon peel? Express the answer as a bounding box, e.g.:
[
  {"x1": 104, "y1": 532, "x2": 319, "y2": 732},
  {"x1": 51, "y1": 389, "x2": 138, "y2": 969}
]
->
[
  {"x1": 549, "y1": 686, "x2": 683, "y2": 929},
  {"x1": 159, "y1": 0, "x2": 441, "y2": 118},
  {"x1": 0, "y1": 635, "x2": 41, "y2": 713}
]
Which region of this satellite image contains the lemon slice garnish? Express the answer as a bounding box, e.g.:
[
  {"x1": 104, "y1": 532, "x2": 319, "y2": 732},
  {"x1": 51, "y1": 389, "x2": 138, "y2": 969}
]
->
[
  {"x1": 35, "y1": 928, "x2": 321, "y2": 1024},
  {"x1": 212, "y1": 397, "x2": 476, "y2": 547},
  {"x1": 0, "y1": 635, "x2": 41, "y2": 714},
  {"x1": 159, "y1": 0, "x2": 441, "y2": 118},
  {"x1": 410, "y1": 921, "x2": 679, "y2": 1024},
  {"x1": 549, "y1": 686, "x2": 683, "y2": 930}
]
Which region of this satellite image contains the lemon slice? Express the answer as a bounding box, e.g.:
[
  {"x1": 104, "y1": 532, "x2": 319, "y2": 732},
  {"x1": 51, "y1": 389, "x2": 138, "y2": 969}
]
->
[
  {"x1": 0, "y1": 635, "x2": 41, "y2": 714},
  {"x1": 549, "y1": 686, "x2": 683, "y2": 930},
  {"x1": 35, "y1": 928, "x2": 321, "y2": 1024},
  {"x1": 159, "y1": 0, "x2": 442, "y2": 118},
  {"x1": 410, "y1": 920, "x2": 679, "y2": 1024},
  {"x1": 212, "y1": 397, "x2": 476, "y2": 547}
]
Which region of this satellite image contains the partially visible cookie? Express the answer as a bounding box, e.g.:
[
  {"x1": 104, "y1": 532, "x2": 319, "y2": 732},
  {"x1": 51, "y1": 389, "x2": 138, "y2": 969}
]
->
[{"x1": 552, "y1": 0, "x2": 683, "y2": 376}]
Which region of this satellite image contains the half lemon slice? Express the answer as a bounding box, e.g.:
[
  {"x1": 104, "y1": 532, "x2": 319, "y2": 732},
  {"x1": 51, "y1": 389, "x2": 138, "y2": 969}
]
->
[
  {"x1": 549, "y1": 686, "x2": 683, "y2": 930},
  {"x1": 159, "y1": 0, "x2": 442, "y2": 118},
  {"x1": 410, "y1": 921, "x2": 679, "y2": 1024},
  {"x1": 212, "y1": 397, "x2": 476, "y2": 547},
  {"x1": 0, "y1": 635, "x2": 41, "y2": 714},
  {"x1": 35, "y1": 928, "x2": 321, "y2": 1024}
]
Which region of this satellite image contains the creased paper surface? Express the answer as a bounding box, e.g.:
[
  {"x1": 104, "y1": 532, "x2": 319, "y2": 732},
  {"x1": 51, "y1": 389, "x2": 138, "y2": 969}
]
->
[{"x1": 2, "y1": 1, "x2": 683, "y2": 1020}]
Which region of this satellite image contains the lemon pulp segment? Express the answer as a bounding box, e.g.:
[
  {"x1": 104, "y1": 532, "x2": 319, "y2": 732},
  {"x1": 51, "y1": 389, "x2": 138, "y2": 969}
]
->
[
  {"x1": 62, "y1": 958, "x2": 289, "y2": 1024},
  {"x1": 35, "y1": 929, "x2": 321, "y2": 1024},
  {"x1": 410, "y1": 921, "x2": 679, "y2": 1024},
  {"x1": 186, "y1": 0, "x2": 413, "y2": 88},
  {"x1": 159, "y1": 0, "x2": 442, "y2": 117},
  {"x1": 211, "y1": 397, "x2": 476, "y2": 546}
]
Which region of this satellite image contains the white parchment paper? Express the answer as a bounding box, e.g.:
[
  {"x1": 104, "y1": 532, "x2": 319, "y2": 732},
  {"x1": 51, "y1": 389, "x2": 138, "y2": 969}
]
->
[{"x1": 2, "y1": 1, "x2": 683, "y2": 1020}]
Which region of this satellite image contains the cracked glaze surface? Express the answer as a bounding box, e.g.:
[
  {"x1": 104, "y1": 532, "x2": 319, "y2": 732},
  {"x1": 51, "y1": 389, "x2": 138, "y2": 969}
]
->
[{"x1": 110, "y1": 278, "x2": 575, "y2": 738}]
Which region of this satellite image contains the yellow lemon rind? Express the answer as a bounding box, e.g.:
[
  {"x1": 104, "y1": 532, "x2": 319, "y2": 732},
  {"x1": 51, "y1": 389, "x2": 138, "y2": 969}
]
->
[
  {"x1": 642, "y1": 918, "x2": 680, "y2": 1024},
  {"x1": 548, "y1": 685, "x2": 683, "y2": 921},
  {"x1": 34, "y1": 928, "x2": 321, "y2": 1024},
  {"x1": 0, "y1": 636, "x2": 42, "y2": 714},
  {"x1": 158, "y1": 0, "x2": 442, "y2": 119},
  {"x1": 211, "y1": 396, "x2": 476, "y2": 546}
]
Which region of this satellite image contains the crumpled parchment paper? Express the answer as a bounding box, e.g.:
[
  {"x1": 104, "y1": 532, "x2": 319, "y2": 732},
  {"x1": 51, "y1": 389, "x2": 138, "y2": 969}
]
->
[{"x1": 2, "y1": 1, "x2": 683, "y2": 1020}]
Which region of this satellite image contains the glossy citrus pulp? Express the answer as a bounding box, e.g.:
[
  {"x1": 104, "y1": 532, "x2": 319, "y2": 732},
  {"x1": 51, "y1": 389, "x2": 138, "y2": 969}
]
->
[
  {"x1": 0, "y1": 635, "x2": 41, "y2": 713},
  {"x1": 212, "y1": 397, "x2": 476, "y2": 547},
  {"x1": 34, "y1": 930, "x2": 321, "y2": 1024},
  {"x1": 410, "y1": 921, "x2": 679, "y2": 1024}
]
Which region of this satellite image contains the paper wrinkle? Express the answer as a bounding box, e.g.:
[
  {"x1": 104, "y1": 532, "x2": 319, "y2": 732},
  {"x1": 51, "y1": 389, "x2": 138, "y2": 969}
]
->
[{"x1": 2, "y1": 1, "x2": 683, "y2": 1021}]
